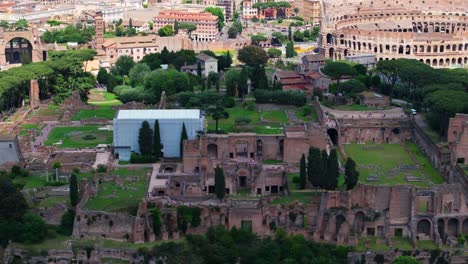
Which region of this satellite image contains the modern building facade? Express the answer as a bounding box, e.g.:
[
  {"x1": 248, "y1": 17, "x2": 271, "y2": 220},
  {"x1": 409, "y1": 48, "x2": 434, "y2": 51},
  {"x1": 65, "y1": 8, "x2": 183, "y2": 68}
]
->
[{"x1": 113, "y1": 109, "x2": 205, "y2": 161}]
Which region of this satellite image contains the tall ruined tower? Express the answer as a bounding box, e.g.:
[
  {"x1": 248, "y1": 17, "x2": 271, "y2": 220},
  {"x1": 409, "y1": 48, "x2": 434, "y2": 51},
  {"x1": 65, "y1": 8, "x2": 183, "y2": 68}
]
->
[{"x1": 94, "y1": 11, "x2": 104, "y2": 50}]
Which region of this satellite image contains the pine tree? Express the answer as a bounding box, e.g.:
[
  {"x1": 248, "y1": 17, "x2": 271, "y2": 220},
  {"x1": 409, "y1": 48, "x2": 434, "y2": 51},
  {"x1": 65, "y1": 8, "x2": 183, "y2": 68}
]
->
[
  {"x1": 129, "y1": 18, "x2": 133, "y2": 28},
  {"x1": 180, "y1": 123, "x2": 188, "y2": 158},
  {"x1": 307, "y1": 147, "x2": 322, "y2": 187},
  {"x1": 138, "y1": 121, "x2": 153, "y2": 156},
  {"x1": 214, "y1": 165, "x2": 225, "y2": 199},
  {"x1": 299, "y1": 154, "x2": 307, "y2": 190},
  {"x1": 320, "y1": 149, "x2": 328, "y2": 189},
  {"x1": 153, "y1": 120, "x2": 162, "y2": 160},
  {"x1": 326, "y1": 149, "x2": 339, "y2": 190},
  {"x1": 69, "y1": 172, "x2": 78, "y2": 207},
  {"x1": 345, "y1": 158, "x2": 359, "y2": 190}
]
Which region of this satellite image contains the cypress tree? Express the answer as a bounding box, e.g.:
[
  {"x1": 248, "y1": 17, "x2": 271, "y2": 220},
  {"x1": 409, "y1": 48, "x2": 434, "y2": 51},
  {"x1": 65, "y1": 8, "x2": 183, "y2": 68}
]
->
[
  {"x1": 238, "y1": 66, "x2": 249, "y2": 98},
  {"x1": 326, "y1": 149, "x2": 339, "y2": 190},
  {"x1": 226, "y1": 50, "x2": 232, "y2": 68},
  {"x1": 180, "y1": 123, "x2": 188, "y2": 158},
  {"x1": 288, "y1": 25, "x2": 292, "y2": 41},
  {"x1": 197, "y1": 62, "x2": 202, "y2": 78},
  {"x1": 174, "y1": 20, "x2": 179, "y2": 34},
  {"x1": 138, "y1": 121, "x2": 153, "y2": 156},
  {"x1": 214, "y1": 165, "x2": 225, "y2": 199},
  {"x1": 69, "y1": 172, "x2": 78, "y2": 207},
  {"x1": 299, "y1": 154, "x2": 307, "y2": 190},
  {"x1": 320, "y1": 149, "x2": 328, "y2": 189},
  {"x1": 345, "y1": 158, "x2": 359, "y2": 190},
  {"x1": 153, "y1": 120, "x2": 162, "y2": 160},
  {"x1": 307, "y1": 147, "x2": 322, "y2": 188}
]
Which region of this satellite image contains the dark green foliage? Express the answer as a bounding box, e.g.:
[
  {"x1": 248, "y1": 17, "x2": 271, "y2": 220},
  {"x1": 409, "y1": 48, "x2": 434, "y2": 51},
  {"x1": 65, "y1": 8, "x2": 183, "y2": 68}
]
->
[
  {"x1": 286, "y1": 41, "x2": 296, "y2": 58},
  {"x1": 267, "y1": 48, "x2": 282, "y2": 58},
  {"x1": 353, "y1": 64, "x2": 367, "y2": 75},
  {"x1": 139, "y1": 121, "x2": 153, "y2": 156},
  {"x1": 150, "y1": 208, "x2": 162, "y2": 236},
  {"x1": 69, "y1": 172, "x2": 79, "y2": 207},
  {"x1": 238, "y1": 45, "x2": 269, "y2": 66},
  {"x1": 97, "y1": 164, "x2": 107, "y2": 173},
  {"x1": 204, "y1": 7, "x2": 224, "y2": 30},
  {"x1": 177, "y1": 91, "x2": 234, "y2": 109},
  {"x1": 307, "y1": 147, "x2": 322, "y2": 187},
  {"x1": 288, "y1": 25, "x2": 292, "y2": 41},
  {"x1": 344, "y1": 158, "x2": 359, "y2": 190},
  {"x1": 225, "y1": 68, "x2": 240, "y2": 97},
  {"x1": 180, "y1": 123, "x2": 188, "y2": 158},
  {"x1": 114, "y1": 55, "x2": 135, "y2": 76},
  {"x1": 158, "y1": 25, "x2": 175, "y2": 36},
  {"x1": 299, "y1": 154, "x2": 307, "y2": 189},
  {"x1": 130, "y1": 153, "x2": 157, "y2": 163},
  {"x1": 176, "y1": 206, "x2": 201, "y2": 233},
  {"x1": 391, "y1": 256, "x2": 422, "y2": 264},
  {"x1": 253, "y1": 89, "x2": 306, "y2": 106},
  {"x1": 41, "y1": 24, "x2": 95, "y2": 43},
  {"x1": 0, "y1": 178, "x2": 28, "y2": 221},
  {"x1": 322, "y1": 61, "x2": 357, "y2": 86},
  {"x1": 214, "y1": 165, "x2": 226, "y2": 199},
  {"x1": 141, "y1": 226, "x2": 349, "y2": 264},
  {"x1": 144, "y1": 69, "x2": 192, "y2": 101},
  {"x1": 153, "y1": 120, "x2": 162, "y2": 160},
  {"x1": 321, "y1": 150, "x2": 328, "y2": 188},
  {"x1": 97, "y1": 67, "x2": 109, "y2": 85},
  {"x1": 197, "y1": 61, "x2": 202, "y2": 77},
  {"x1": 325, "y1": 149, "x2": 339, "y2": 190},
  {"x1": 129, "y1": 63, "x2": 151, "y2": 86},
  {"x1": 238, "y1": 66, "x2": 249, "y2": 98},
  {"x1": 58, "y1": 209, "x2": 75, "y2": 235},
  {"x1": 228, "y1": 26, "x2": 239, "y2": 38}
]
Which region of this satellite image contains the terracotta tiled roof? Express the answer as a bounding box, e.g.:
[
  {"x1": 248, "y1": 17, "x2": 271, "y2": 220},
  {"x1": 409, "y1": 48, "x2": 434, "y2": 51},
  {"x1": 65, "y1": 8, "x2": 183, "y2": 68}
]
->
[{"x1": 274, "y1": 70, "x2": 301, "y2": 79}]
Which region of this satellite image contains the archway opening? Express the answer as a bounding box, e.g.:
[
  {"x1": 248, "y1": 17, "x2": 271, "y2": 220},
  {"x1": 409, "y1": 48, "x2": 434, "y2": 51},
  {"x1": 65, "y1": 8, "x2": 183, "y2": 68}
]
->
[
  {"x1": 327, "y1": 128, "x2": 338, "y2": 146},
  {"x1": 437, "y1": 219, "x2": 444, "y2": 240},
  {"x1": 335, "y1": 214, "x2": 346, "y2": 240},
  {"x1": 447, "y1": 218, "x2": 459, "y2": 237},
  {"x1": 353, "y1": 212, "x2": 365, "y2": 234},
  {"x1": 207, "y1": 143, "x2": 218, "y2": 158},
  {"x1": 463, "y1": 219, "x2": 468, "y2": 234},
  {"x1": 416, "y1": 219, "x2": 431, "y2": 238},
  {"x1": 5, "y1": 37, "x2": 32, "y2": 64}
]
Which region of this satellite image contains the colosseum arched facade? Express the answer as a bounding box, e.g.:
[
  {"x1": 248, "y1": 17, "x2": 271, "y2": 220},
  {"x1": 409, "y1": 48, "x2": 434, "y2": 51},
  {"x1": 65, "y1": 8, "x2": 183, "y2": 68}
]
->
[{"x1": 320, "y1": 0, "x2": 468, "y2": 68}]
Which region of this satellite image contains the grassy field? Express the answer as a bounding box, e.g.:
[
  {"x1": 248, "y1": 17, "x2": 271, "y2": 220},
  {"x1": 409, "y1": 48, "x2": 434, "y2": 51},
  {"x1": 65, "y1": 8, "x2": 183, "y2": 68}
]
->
[
  {"x1": 44, "y1": 125, "x2": 112, "y2": 148},
  {"x1": 71, "y1": 106, "x2": 117, "y2": 121},
  {"x1": 295, "y1": 107, "x2": 319, "y2": 122},
  {"x1": 261, "y1": 110, "x2": 288, "y2": 123},
  {"x1": 270, "y1": 172, "x2": 321, "y2": 204},
  {"x1": 37, "y1": 196, "x2": 68, "y2": 208},
  {"x1": 14, "y1": 174, "x2": 48, "y2": 188},
  {"x1": 405, "y1": 141, "x2": 444, "y2": 184},
  {"x1": 343, "y1": 143, "x2": 443, "y2": 187},
  {"x1": 35, "y1": 105, "x2": 64, "y2": 117},
  {"x1": 88, "y1": 90, "x2": 123, "y2": 106},
  {"x1": 19, "y1": 124, "x2": 41, "y2": 136},
  {"x1": 333, "y1": 104, "x2": 369, "y2": 111},
  {"x1": 85, "y1": 168, "x2": 150, "y2": 212},
  {"x1": 207, "y1": 107, "x2": 283, "y2": 134}
]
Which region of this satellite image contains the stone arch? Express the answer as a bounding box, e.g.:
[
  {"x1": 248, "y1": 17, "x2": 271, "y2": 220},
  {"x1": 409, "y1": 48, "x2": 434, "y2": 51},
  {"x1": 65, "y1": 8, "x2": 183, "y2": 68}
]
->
[
  {"x1": 425, "y1": 59, "x2": 430, "y2": 65},
  {"x1": 447, "y1": 218, "x2": 459, "y2": 237},
  {"x1": 256, "y1": 139, "x2": 263, "y2": 157},
  {"x1": 4, "y1": 37, "x2": 32, "y2": 64},
  {"x1": 439, "y1": 58, "x2": 444, "y2": 66},
  {"x1": 416, "y1": 218, "x2": 431, "y2": 238},
  {"x1": 326, "y1": 34, "x2": 333, "y2": 44},
  {"x1": 335, "y1": 214, "x2": 346, "y2": 240},
  {"x1": 329, "y1": 48, "x2": 334, "y2": 59},
  {"x1": 432, "y1": 59, "x2": 437, "y2": 66},
  {"x1": 463, "y1": 218, "x2": 468, "y2": 234},
  {"x1": 327, "y1": 128, "x2": 339, "y2": 145},
  {"x1": 207, "y1": 143, "x2": 218, "y2": 158}
]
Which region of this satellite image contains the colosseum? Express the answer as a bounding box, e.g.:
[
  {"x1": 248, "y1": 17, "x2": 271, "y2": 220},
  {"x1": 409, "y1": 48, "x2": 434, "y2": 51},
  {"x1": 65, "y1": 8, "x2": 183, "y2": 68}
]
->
[{"x1": 319, "y1": 0, "x2": 468, "y2": 68}]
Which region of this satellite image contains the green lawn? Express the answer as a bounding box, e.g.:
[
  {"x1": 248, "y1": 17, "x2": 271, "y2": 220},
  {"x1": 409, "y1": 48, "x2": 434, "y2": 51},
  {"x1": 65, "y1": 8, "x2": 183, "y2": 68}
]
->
[
  {"x1": 270, "y1": 172, "x2": 321, "y2": 204},
  {"x1": 405, "y1": 141, "x2": 444, "y2": 184},
  {"x1": 37, "y1": 196, "x2": 68, "y2": 208},
  {"x1": 261, "y1": 110, "x2": 288, "y2": 123},
  {"x1": 85, "y1": 168, "x2": 149, "y2": 212},
  {"x1": 333, "y1": 104, "x2": 369, "y2": 111},
  {"x1": 14, "y1": 174, "x2": 48, "y2": 188},
  {"x1": 207, "y1": 107, "x2": 283, "y2": 134},
  {"x1": 88, "y1": 90, "x2": 123, "y2": 106},
  {"x1": 295, "y1": 107, "x2": 319, "y2": 122},
  {"x1": 71, "y1": 106, "x2": 117, "y2": 121},
  {"x1": 343, "y1": 143, "x2": 442, "y2": 187},
  {"x1": 35, "y1": 104, "x2": 63, "y2": 117},
  {"x1": 263, "y1": 159, "x2": 283, "y2": 165},
  {"x1": 44, "y1": 125, "x2": 112, "y2": 148},
  {"x1": 19, "y1": 124, "x2": 41, "y2": 136}
]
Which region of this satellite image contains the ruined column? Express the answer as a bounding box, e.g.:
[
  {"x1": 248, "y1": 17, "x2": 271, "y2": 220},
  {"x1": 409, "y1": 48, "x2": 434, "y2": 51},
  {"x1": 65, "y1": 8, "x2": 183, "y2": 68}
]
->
[{"x1": 29, "y1": 79, "x2": 40, "y2": 109}]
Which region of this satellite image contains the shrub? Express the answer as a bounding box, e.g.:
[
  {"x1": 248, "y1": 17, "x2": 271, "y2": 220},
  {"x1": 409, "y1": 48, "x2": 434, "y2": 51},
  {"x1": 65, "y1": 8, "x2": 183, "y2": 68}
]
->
[
  {"x1": 253, "y1": 89, "x2": 306, "y2": 106},
  {"x1": 292, "y1": 176, "x2": 300, "y2": 183},
  {"x1": 301, "y1": 105, "x2": 312, "y2": 116},
  {"x1": 244, "y1": 100, "x2": 256, "y2": 111},
  {"x1": 130, "y1": 153, "x2": 156, "y2": 163},
  {"x1": 223, "y1": 97, "x2": 236, "y2": 108},
  {"x1": 235, "y1": 116, "x2": 252, "y2": 126},
  {"x1": 96, "y1": 164, "x2": 107, "y2": 173}
]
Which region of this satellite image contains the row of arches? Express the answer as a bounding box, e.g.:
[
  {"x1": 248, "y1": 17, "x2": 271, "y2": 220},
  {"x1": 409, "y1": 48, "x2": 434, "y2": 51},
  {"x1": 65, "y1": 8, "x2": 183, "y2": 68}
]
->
[
  {"x1": 417, "y1": 218, "x2": 468, "y2": 240},
  {"x1": 329, "y1": 11, "x2": 467, "y2": 24}
]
